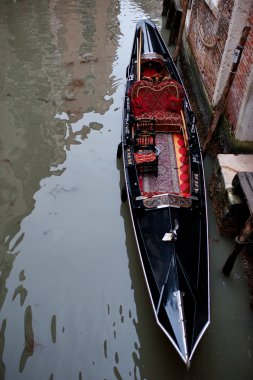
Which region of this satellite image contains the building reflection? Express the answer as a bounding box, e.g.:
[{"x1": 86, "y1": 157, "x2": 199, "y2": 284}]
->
[
  {"x1": 0, "y1": 1, "x2": 120, "y2": 370},
  {"x1": 53, "y1": 0, "x2": 120, "y2": 122}
]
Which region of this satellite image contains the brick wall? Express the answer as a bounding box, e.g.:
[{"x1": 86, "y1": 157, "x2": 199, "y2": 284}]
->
[
  {"x1": 225, "y1": 7, "x2": 253, "y2": 132},
  {"x1": 188, "y1": 0, "x2": 234, "y2": 100}
]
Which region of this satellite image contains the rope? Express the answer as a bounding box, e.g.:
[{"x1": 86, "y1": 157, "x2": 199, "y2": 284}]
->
[
  {"x1": 196, "y1": 0, "x2": 218, "y2": 48},
  {"x1": 235, "y1": 236, "x2": 253, "y2": 246}
]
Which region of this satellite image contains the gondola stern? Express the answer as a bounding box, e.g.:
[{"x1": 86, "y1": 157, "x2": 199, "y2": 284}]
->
[
  {"x1": 157, "y1": 304, "x2": 210, "y2": 367},
  {"x1": 156, "y1": 254, "x2": 210, "y2": 367},
  {"x1": 157, "y1": 318, "x2": 190, "y2": 367},
  {"x1": 188, "y1": 318, "x2": 210, "y2": 363}
]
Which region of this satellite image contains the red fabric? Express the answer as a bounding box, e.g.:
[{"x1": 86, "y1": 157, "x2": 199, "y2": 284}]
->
[
  {"x1": 181, "y1": 164, "x2": 189, "y2": 173},
  {"x1": 130, "y1": 79, "x2": 184, "y2": 132},
  {"x1": 176, "y1": 137, "x2": 184, "y2": 146},
  {"x1": 167, "y1": 96, "x2": 183, "y2": 112},
  {"x1": 142, "y1": 67, "x2": 157, "y2": 77},
  {"x1": 180, "y1": 182, "x2": 190, "y2": 193},
  {"x1": 134, "y1": 152, "x2": 157, "y2": 164},
  {"x1": 179, "y1": 147, "x2": 187, "y2": 155},
  {"x1": 131, "y1": 97, "x2": 150, "y2": 116},
  {"x1": 133, "y1": 111, "x2": 183, "y2": 133},
  {"x1": 180, "y1": 172, "x2": 189, "y2": 182},
  {"x1": 130, "y1": 79, "x2": 184, "y2": 112},
  {"x1": 180, "y1": 155, "x2": 188, "y2": 164},
  {"x1": 174, "y1": 133, "x2": 191, "y2": 196},
  {"x1": 136, "y1": 135, "x2": 155, "y2": 146}
]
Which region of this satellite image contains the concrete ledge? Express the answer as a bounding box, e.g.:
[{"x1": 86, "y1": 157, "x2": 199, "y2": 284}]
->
[{"x1": 217, "y1": 154, "x2": 253, "y2": 189}]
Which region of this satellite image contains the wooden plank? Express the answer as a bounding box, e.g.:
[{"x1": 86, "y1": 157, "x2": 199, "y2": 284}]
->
[
  {"x1": 238, "y1": 172, "x2": 253, "y2": 214},
  {"x1": 222, "y1": 214, "x2": 253, "y2": 276},
  {"x1": 174, "y1": 0, "x2": 189, "y2": 63},
  {"x1": 168, "y1": 9, "x2": 182, "y2": 45},
  {"x1": 162, "y1": 0, "x2": 171, "y2": 16}
]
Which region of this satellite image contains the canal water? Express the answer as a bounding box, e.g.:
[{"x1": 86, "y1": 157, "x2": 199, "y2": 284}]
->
[{"x1": 0, "y1": 0, "x2": 252, "y2": 379}]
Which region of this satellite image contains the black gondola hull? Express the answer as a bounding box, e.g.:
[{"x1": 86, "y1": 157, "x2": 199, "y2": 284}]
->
[{"x1": 120, "y1": 19, "x2": 210, "y2": 366}]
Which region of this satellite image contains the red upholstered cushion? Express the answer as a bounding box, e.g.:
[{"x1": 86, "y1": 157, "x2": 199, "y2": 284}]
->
[
  {"x1": 136, "y1": 110, "x2": 183, "y2": 132},
  {"x1": 142, "y1": 67, "x2": 157, "y2": 77},
  {"x1": 167, "y1": 96, "x2": 183, "y2": 112},
  {"x1": 134, "y1": 152, "x2": 157, "y2": 164},
  {"x1": 130, "y1": 79, "x2": 185, "y2": 132},
  {"x1": 131, "y1": 97, "x2": 150, "y2": 116},
  {"x1": 130, "y1": 79, "x2": 184, "y2": 113}
]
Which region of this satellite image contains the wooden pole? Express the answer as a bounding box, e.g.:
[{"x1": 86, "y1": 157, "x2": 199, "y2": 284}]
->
[
  {"x1": 202, "y1": 26, "x2": 251, "y2": 153},
  {"x1": 162, "y1": 0, "x2": 171, "y2": 16},
  {"x1": 222, "y1": 215, "x2": 253, "y2": 276},
  {"x1": 137, "y1": 28, "x2": 142, "y2": 81},
  {"x1": 165, "y1": 1, "x2": 176, "y2": 31},
  {"x1": 173, "y1": 0, "x2": 189, "y2": 63}
]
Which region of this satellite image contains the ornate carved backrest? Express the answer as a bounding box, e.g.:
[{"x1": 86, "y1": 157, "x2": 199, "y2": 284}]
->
[
  {"x1": 130, "y1": 79, "x2": 184, "y2": 116},
  {"x1": 132, "y1": 118, "x2": 158, "y2": 173},
  {"x1": 133, "y1": 118, "x2": 156, "y2": 149}
]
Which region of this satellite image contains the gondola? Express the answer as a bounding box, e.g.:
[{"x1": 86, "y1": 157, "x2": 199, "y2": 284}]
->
[{"x1": 117, "y1": 19, "x2": 210, "y2": 367}]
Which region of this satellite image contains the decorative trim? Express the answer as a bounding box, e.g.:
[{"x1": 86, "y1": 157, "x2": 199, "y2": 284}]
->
[{"x1": 143, "y1": 194, "x2": 192, "y2": 208}]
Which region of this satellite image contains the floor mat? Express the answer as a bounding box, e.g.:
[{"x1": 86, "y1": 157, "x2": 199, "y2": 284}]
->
[{"x1": 140, "y1": 133, "x2": 180, "y2": 195}]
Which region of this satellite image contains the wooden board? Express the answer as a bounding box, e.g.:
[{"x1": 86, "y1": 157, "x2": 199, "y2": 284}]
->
[{"x1": 237, "y1": 172, "x2": 253, "y2": 214}]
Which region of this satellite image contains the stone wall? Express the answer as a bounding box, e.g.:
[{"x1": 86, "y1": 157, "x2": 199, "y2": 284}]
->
[
  {"x1": 226, "y1": 6, "x2": 253, "y2": 135},
  {"x1": 188, "y1": 0, "x2": 233, "y2": 101},
  {"x1": 187, "y1": 0, "x2": 253, "y2": 144}
]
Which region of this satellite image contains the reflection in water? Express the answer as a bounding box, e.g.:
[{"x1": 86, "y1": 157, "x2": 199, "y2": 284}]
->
[
  {"x1": 103, "y1": 339, "x2": 108, "y2": 358},
  {"x1": 51, "y1": 315, "x2": 57, "y2": 344},
  {"x1": 0, "y1": 319, "x2": 6, "y2": 379},
  {"x1": 103, "y1": 301, "x2": 141, "y2": 379},
  {"x1": 12, "y1": 285, "x2": 27, "y2": 307},
  {"x1": 0, "y1": 0, "x2": 67, "y2": 316},
  {"x1": 0, "y1": 0, "x2": 118, "y2": 316},
  {"x1": 0, "y1": 0, "x2": 125, "y2": 377},
  {"x1": 12, "y1": 270, "x2": 27, "y2": 306},
  {"x1": 65, "y1": 122, "x2": 103, "y2": 150},
  {"x1": 19, "y1": 270, "x2": 26, "y2": 282},
  {"x1": 55, "y1": 0, "x2": 119, "y2": 122},
  {"x1": 0, "y1": 252, "x2": 15, "y2": 310},
  {"x1": 19, "y1": 305, "x2": 34, "y2": 373},
  {"x1": 0, "y1": 3, "x2": 109, "y2": 380}
]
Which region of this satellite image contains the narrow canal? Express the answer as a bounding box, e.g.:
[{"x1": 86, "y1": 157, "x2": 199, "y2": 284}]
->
[{"x1": 0, "y1": 0, "x2": 252, "y2": 379}]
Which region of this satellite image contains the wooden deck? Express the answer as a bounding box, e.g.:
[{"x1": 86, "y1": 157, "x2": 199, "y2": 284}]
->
[{"x1": 235, "y1": 172, "x2": 253, "y2": 214}]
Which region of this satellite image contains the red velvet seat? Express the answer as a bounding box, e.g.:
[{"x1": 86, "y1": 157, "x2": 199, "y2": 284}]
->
[{"x1": 129, "y1": 79, "x2": 184, "y2": 133}]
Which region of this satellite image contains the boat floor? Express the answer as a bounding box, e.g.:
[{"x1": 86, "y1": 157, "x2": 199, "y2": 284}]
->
[{"x1": 138, "y1": 132, "x2": 190, "y2": 197}]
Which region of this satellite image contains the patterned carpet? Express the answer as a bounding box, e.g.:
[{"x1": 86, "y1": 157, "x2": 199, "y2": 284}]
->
[{"x1": 139, "y1": 133, "x2": 180, "y2": 195}]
